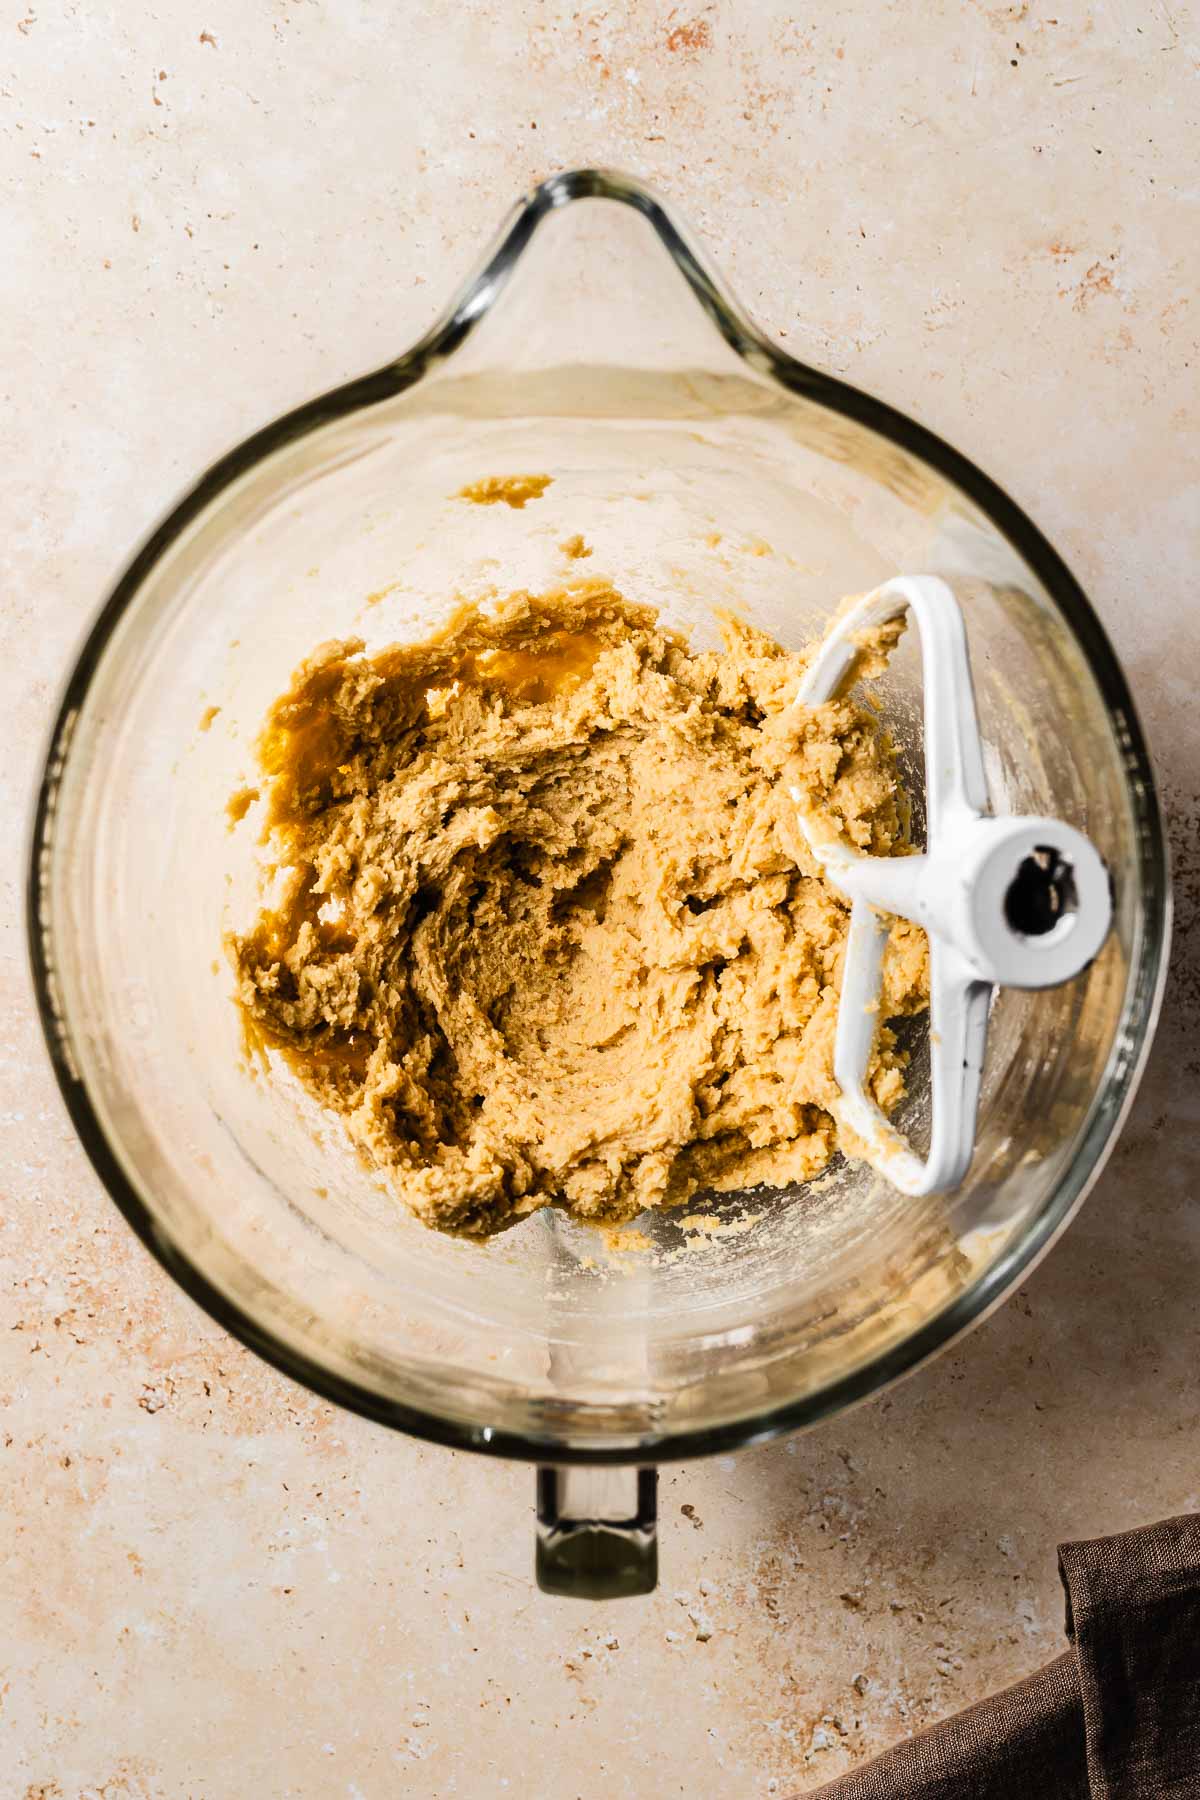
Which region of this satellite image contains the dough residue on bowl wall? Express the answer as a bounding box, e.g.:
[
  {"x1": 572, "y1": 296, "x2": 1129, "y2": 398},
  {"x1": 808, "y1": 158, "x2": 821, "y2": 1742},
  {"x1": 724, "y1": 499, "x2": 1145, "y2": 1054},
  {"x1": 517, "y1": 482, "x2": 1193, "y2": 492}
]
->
[{"x1": 228, "y1": 577, "x2": 928, "y2": 1238}]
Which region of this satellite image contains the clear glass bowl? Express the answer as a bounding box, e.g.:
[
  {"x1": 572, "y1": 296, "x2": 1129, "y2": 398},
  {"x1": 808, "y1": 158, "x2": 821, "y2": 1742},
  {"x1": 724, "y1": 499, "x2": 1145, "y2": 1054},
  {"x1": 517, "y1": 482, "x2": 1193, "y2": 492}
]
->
[{"x1": 29, "y1": 171, "x2": 1169, "y2": 1597}]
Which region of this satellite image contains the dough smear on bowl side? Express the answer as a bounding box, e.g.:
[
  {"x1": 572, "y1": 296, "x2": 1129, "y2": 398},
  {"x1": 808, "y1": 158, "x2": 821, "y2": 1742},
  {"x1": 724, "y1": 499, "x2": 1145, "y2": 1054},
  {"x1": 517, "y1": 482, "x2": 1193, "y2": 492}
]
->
[{"x1": 228, "y1": 578, "x2": 928, "y2": 1238}]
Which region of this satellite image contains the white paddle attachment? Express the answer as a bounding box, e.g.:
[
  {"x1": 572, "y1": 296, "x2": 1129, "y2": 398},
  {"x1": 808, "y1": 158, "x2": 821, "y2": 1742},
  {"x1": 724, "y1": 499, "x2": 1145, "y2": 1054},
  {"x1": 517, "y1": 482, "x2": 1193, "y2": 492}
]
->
[{"x1": 790, "y1": 576, "x2": 1112, "y2": 1196}]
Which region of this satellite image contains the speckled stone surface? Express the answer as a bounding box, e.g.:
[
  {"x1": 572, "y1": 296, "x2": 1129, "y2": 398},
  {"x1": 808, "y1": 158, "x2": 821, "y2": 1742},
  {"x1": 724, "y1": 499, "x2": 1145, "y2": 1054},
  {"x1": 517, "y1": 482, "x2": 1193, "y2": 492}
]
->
[{"x1": 3, "y1": 4, "x2": 1198, "y2": 1795}]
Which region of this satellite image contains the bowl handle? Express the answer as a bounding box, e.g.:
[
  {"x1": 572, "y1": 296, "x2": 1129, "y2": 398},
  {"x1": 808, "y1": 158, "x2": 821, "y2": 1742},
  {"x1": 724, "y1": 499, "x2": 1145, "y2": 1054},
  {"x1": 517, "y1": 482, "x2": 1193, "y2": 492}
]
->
[{"x1": 535, "y1": 1466, "x2": 658, "y2": 1598}]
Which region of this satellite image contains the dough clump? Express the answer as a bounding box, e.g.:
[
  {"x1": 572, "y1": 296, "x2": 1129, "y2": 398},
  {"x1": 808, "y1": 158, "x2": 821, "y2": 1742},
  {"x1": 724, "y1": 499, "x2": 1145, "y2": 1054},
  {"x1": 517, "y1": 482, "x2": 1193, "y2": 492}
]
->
[{"x1": 230, "y1": 580, "x2": 927, "y2": 1236}]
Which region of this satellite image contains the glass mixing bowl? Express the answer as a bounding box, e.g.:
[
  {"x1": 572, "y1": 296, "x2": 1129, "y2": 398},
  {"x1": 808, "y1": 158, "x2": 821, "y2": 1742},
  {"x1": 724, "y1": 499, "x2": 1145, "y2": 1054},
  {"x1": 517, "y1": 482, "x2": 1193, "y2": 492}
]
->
[{"x1": 29, "y1": 171, "x2": 1169, "y2": 1597}]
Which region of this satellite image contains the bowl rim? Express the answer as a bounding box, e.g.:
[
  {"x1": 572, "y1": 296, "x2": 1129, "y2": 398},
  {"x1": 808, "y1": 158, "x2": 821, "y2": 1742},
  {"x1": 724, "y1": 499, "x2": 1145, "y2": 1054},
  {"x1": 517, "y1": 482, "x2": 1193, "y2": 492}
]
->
[{"x1": 26, "y1": 167, "x2": 1172, "y2": 1465}]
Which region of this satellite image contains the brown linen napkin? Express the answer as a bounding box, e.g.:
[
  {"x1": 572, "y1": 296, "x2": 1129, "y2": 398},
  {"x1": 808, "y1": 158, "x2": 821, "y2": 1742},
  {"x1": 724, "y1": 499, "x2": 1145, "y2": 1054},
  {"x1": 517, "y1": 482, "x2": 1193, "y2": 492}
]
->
[{"x1": 805, "y1": 1514, "x2": 1200, "y2": 1799}]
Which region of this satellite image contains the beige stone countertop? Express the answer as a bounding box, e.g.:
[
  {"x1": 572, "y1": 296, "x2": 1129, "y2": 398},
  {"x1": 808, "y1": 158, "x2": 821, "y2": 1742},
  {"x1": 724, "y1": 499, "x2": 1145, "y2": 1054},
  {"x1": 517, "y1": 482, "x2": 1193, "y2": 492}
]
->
[{"x1": 3, "y1": 3, "x2": 1198, "y2": 1796}]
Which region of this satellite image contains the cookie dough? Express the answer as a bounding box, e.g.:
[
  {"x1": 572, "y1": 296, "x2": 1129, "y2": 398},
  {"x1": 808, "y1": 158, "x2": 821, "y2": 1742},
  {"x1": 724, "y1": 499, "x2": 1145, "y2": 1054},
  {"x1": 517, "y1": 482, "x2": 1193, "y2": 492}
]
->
[
  {"x1": 230, "y1": 580, "x2": 928, "y2": 1237},
  {"x1": 457, "y1": 473, "x2": 552, "y2": 509}
]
